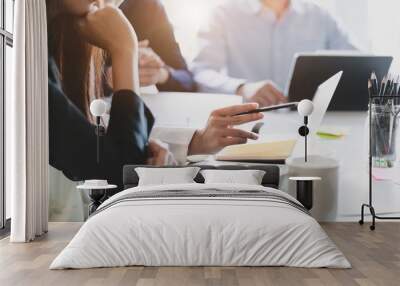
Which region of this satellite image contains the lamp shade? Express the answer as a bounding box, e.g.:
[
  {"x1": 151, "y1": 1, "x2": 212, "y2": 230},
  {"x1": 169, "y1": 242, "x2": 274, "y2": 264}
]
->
[
  {"x1": 90, "y1": 99, "x2": 106, "y2": 117},
  {"x1": 297, "y1": 99, "x2": 314, "y2": 117}
]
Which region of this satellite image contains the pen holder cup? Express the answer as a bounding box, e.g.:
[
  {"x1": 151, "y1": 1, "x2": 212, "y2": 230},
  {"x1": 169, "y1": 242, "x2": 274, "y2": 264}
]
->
[{"x1": 370, "y1": 102, "x2": 400, "y2": 168}]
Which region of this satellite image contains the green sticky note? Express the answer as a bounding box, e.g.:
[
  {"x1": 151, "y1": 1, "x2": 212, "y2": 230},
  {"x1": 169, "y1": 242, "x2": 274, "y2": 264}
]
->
[{"x1": 316, "y1": 132, "x2": 344, "y2": 140}]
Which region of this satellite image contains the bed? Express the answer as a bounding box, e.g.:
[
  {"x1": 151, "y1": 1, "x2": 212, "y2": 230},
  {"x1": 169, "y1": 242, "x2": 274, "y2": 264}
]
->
[{"x1": 50, "y1": 165, "x2": 350, "y2": 269}]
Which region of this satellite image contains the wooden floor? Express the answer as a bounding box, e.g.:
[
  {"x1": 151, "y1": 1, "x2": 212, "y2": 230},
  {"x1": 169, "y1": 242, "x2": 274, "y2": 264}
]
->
[{"x1": 0, "y1": 222, "x2": 399, "y2": 286}]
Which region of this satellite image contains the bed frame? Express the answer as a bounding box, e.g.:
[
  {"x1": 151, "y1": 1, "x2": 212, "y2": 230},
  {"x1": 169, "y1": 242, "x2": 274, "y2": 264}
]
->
[{"x1": 123, "y1": 165, "x2": 280, "y2": 190}]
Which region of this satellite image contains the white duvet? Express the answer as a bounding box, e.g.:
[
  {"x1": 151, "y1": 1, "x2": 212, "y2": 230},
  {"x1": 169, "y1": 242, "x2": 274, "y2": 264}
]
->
[{"x1": 50, "y1": 183, "x2": 350, "y2": 269}]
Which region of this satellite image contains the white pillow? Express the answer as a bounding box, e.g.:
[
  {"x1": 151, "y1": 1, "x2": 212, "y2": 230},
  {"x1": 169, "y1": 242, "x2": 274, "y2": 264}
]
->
[
  {"x1": 135, "y1": 167, "x2": 201, "y2": 186},
  {"x1": 200, "y1": 169, "x2": 266, "y2": 185}
]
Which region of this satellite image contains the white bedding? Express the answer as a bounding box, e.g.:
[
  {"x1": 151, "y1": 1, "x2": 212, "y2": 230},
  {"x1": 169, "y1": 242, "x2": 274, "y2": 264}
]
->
[{"x1": 50, "y1": 183, "x2": 350, "y2": 269}]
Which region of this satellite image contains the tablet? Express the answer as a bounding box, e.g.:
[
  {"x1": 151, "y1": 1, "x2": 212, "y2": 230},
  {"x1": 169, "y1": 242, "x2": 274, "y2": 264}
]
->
[{"x1": 286, "y1": 54, "x2": 393, "y2": 111}]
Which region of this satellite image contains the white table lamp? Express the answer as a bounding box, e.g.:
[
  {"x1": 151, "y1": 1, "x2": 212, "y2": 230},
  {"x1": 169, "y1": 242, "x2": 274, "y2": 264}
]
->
[
  {"x1": 297, "y1": 99, "x2": 314, "y2": 163},
  {"x1": 90, "y1": 99, "x2": 107, "y2": 164}
]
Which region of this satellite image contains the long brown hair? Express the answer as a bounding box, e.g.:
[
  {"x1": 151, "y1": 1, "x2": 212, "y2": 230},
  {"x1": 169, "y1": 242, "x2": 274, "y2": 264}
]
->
[{"x1": 46, "y1": 0, "x2": 105, "y2": 118}]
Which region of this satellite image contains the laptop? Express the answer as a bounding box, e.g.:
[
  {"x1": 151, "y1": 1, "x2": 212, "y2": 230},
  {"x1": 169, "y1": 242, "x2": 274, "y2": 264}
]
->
[
  {"x1": 286, "y1": 54, "x2": 393, "y2": 111},
  {"x1": 216, "y1": 71, "x2": 343, "y2": 164}
]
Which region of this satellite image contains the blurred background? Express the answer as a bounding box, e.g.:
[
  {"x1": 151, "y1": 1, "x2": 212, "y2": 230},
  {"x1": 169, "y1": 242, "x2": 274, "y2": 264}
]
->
[
  {"x1": 2, "y1": 0, "x2": 400, "y2": 226},
  {"x1": 161, "y1": 0, "x2": 400, "y2": 72}
]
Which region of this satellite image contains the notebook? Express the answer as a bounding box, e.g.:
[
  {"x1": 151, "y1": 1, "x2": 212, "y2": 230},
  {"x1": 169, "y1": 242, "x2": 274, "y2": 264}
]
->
[{"x1": 216, "y1": 140, "x2": 297, "y2": 162}]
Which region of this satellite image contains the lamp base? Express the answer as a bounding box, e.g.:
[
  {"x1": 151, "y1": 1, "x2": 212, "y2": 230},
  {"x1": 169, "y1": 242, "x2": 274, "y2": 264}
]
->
[{"x1": 88, "y1": 189, "x2": 107, "y2": 216}]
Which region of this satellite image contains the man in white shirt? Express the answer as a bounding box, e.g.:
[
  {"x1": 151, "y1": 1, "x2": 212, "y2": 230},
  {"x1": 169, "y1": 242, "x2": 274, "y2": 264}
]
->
[{"x1": 191, "y1": 0, "x2": 358, "y2": 106}]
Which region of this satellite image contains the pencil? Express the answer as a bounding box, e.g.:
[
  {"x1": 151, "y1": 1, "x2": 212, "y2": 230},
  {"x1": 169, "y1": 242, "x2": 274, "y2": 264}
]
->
[
  {"x1": 385, "y1": 74, "x2": 392, "y2": 96},
  {"x1": 391, "y1": 75, "x2": 399, "y2": 96},
  {"x1": 368, "y1": 79, "x2": 373, "y2": 98},
  {"x1": 371, "y1": 72, "x2": 379, "y2": 95},
  {"x1": 379, "y1": 75, "x2": 386, "y2": 96}
]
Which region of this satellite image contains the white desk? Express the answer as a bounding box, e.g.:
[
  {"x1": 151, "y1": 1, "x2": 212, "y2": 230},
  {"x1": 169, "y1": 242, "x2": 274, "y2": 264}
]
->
[
  {"x1": 49, "y1": 92, "x2": 400, "y2": 222},
  {"x1": 142, "y1": 93, "x2": 400, "y2": 221}
]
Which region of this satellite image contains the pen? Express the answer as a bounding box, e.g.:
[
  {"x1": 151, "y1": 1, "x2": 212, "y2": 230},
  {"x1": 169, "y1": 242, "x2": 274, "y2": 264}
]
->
[
  {"x1": 397, "y1": 80, "x2": 400, "y2": 105},
  {"x1": 391, "y1": 75, "x2": 399, "y2": 96},
  {"x1": 235, "y1": 102, "x2": 299, "y2": 116},
  {"x1": 398, "y1": 81, "x2": 400, "y2": 96}
]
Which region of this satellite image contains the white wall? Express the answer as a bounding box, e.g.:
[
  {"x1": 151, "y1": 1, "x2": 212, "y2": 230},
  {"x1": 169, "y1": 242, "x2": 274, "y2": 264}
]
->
[
  {"x1": 368, "y1": 0, "x2": 400, "y2": 73},
  {"x1": 329, "y1": 0, "x2": 369, "y2": 50},
  {"x1": 161, "y1": 0, "x2": 222, "y2": 62}
]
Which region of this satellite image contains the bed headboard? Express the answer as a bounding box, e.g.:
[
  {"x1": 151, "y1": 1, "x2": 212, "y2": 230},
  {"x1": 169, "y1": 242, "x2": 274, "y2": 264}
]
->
[{"x1": 123, "y1": 165, "x2": 280, "y2": 189}]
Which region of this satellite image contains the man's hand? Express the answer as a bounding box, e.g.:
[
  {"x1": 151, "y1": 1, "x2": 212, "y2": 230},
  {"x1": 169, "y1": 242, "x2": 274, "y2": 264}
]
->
[
  {"x1": 139, "y1": 40, "x2": 170, "y2": 86},
  {"x1": 237, "y1": 80, "x2": 287, "y2": 107},
  {"x1": 188, "y1": 103, "x2": 263, "y2": 155},
  {"x1": 147, "y1": 140, "x2": 175, "y2": 166}
]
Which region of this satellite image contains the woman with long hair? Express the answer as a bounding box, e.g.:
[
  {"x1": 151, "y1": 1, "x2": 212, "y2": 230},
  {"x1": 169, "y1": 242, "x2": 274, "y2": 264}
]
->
[{"x1": 47, "y1": 0, "x2": 263, "y2": 190}]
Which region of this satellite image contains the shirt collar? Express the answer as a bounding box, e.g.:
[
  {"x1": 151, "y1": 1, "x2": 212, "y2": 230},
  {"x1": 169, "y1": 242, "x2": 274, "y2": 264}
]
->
[{"x1": 245, "y1": 0, "x2": 304, "y2": 16}]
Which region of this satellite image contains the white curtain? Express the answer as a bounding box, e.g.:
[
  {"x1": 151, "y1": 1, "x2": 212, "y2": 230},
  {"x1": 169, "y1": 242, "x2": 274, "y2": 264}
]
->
[{"x1": 9, "y1": 0, "x2": 49, "y2": 242}]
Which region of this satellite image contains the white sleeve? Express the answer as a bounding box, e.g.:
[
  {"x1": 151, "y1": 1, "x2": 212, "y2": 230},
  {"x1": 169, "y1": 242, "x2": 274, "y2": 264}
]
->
[
  {"x1": 191, "y1": 7, "x2": 246, "y2": 94},
  {"x1": 150, "y1": 126, "x2": 197, "y2": 165}
]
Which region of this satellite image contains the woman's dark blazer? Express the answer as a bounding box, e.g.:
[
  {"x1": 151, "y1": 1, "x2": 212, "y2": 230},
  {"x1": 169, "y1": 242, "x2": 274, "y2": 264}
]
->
[{"x1": 48, "y1": 57, "x2": 154, "y2": 190}]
